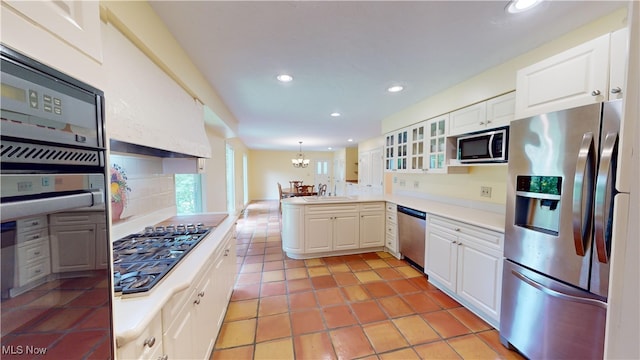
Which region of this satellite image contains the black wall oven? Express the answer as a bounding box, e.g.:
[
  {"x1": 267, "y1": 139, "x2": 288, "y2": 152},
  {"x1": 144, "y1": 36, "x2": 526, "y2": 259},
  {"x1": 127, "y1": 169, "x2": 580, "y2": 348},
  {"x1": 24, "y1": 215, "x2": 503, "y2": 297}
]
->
[{"x1": 1, "y1": 45, "x2": 113, "y2": 358}]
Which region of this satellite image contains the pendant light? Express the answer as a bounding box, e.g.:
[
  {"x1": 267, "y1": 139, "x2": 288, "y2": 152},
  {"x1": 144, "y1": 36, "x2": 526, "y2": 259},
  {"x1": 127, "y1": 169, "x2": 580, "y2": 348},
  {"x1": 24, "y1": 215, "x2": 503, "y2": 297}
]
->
[{"x1": 291, "y1": 141, "x2": 310, "y2": 168}]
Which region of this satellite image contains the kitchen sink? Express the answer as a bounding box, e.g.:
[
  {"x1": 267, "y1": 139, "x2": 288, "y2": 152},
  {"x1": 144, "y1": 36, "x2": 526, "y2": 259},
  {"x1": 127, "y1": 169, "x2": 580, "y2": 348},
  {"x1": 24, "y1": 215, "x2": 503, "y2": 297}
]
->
[{"x1": 302, "y1": 196, "x2": 355, "y2": 202}]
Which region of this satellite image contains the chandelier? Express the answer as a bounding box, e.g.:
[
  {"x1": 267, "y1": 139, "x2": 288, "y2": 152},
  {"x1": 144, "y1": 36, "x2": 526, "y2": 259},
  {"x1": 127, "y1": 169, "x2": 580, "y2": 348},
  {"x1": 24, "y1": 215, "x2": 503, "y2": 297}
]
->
[{"x1": 291, "y1": 141, "x2": 310, "y2": 168}]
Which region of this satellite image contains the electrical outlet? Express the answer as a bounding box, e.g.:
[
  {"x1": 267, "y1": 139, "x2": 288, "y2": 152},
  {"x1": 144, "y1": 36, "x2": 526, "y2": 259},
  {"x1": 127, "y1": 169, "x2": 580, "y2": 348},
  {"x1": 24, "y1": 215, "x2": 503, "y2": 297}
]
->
[
  {"x1": 481, "y1": 186, "x2": 492, "y2": 198},
  {"x1": 399, "y1": 179, "x2": 406, "y2": 187},
  {"x1": 413, "y1": 181, "x2": 420, "y2": 189}
]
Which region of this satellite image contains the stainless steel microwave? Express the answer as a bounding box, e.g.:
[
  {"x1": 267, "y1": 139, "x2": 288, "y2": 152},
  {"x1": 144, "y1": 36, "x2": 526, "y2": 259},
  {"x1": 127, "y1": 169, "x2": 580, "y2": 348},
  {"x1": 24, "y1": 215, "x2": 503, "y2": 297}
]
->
[{"x1": 457, "y1": 127, "x2": 508, "y2": 163}]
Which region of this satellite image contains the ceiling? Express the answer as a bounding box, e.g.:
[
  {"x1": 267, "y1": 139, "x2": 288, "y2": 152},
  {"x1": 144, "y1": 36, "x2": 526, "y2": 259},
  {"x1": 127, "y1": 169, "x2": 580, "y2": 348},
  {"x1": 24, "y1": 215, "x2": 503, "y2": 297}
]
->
[{"x1": 150, "y1": 1, "x2": 626, "y2": 152}]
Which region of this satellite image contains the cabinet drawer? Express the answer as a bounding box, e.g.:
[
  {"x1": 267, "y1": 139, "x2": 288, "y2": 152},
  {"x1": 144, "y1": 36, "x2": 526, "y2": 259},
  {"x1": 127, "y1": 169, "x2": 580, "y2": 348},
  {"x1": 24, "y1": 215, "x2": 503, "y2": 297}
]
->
[
  {"x1": 49, "y1": 212, "x2": 99, "y2": 225},
  {"x1": 17, "y1": 238, "x2": 50, "y2": 264},
  {"x1": 117, "y1": 312, "x2": 163, "y2": 360},
  {"x1": 306, "y1": 204, "x2": 359, "y2": 214},
  {"x1": 17, "y1": 228, "x2": 48, "y2": 244},
  {"x1": 17, "y1": 258, "x2": 50, "y2": 286},
  {"x1": 386, "y1": 202, "x2": 397, "y2": 213},
  {"x1": 386, "y1": 211, "x2": 397, "y2": 223},
  {"x1": 360, "y1": 202, "x2": 385, "y2": 212},
  {"x1": 429, "y1": 215, "x2": 503, "y2": 250},
  {"x1": 17, "y1": 216, "x2": 47, "y2": 233}
]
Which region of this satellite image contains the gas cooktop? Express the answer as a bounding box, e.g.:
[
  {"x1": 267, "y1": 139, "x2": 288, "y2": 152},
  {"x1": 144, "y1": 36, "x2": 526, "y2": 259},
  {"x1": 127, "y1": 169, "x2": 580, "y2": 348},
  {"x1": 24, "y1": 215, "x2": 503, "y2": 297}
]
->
[{"x1": 113, "y1": 223, "x2": 212, "y2": 295}]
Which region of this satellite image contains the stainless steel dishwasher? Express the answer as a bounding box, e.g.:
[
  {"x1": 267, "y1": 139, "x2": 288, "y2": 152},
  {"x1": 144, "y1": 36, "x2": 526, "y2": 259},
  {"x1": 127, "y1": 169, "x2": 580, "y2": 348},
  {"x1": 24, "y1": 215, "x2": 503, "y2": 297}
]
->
[{"x1": 397, "y1": 205, "x2": 427, "y2": 271}]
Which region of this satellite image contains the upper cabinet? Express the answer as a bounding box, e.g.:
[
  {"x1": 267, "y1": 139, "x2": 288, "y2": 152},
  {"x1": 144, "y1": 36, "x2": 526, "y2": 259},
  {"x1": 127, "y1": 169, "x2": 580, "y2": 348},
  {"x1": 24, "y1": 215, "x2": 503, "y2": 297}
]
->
[
  {"x1": 445, "y1": 92, "x2": 516, "y2": 137},
  {"x1": 1, "y1": 0, "x2": 104, "y2": 87},
  {"x1": 515, "y1": 28, "x2": 628, "y2": 119}
]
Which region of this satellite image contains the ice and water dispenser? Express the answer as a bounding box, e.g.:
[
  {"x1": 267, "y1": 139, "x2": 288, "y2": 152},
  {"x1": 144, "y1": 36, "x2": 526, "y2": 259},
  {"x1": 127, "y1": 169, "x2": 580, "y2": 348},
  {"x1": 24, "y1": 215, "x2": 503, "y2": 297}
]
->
[{"x1": 514, "y1": 175, "x2": 563, "y2": 236}]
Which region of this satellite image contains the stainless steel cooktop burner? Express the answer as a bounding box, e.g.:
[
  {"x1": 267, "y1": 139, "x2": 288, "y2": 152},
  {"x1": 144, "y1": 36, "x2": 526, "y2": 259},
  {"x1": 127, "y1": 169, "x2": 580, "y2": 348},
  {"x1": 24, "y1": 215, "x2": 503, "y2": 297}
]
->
[{"x1": 113, "y1": 224, "x2": 212, "y2": 294}]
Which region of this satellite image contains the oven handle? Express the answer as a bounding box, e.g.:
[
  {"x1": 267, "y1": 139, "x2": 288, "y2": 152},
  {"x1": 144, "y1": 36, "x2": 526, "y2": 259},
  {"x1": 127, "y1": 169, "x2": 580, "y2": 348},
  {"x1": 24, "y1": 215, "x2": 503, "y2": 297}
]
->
[{"x1": 0, "y1": 189, "x2": 104, "y2": 221}]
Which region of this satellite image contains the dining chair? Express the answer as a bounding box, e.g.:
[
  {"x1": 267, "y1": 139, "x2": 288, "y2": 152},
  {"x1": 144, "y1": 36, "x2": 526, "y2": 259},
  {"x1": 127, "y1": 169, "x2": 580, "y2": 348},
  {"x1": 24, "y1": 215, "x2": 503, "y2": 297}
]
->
[
  {"x1": 297, "y1": 185, "x2": 315, "y2": 195},
  {"x1": 289, "y1": 180, "x2": 303, "y2": 191}
]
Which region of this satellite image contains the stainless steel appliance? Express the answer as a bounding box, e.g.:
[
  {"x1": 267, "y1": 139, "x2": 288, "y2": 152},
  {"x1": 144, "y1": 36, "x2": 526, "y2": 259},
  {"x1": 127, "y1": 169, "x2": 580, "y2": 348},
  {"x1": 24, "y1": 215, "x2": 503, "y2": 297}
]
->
[
  {"x1": 500, "y1": 100, "x2": 629, "y2": 359},
  {"x1": 113, "y1": 224, "x2": 212, "y2": 294},
  {"x1": 397, "y1": 205, "x2": 426, "y2": 270},
  {"x1": 457, "y1": 127, "x2": 508, "y2": 163},
  {"x1": 1, "y1": 45, "x2": 113, "y2": 358}
]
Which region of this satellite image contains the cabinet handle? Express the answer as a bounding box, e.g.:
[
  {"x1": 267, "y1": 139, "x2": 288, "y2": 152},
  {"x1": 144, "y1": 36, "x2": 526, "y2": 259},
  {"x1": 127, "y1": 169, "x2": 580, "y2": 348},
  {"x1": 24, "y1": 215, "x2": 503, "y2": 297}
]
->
[
  {"x1": 143, "y1": 337, "x2": 156, "y2": 348},
  {"x1": 31, "y1": 235, "x2": 40, "y2": 240},
  {"x1": 486, "y1": 120, "x2": 492, "y2": 124},
  {"x1": 35, "y1": 269, "x2": 41, "y2": 274},
  {"x1": 591, "y1": 90, "x2": 601, "y2": 96},
  {"x1": 34, "y1": 251, "x2": 40, "y2": 256},
  {"x1": 454, "y1": 228, "x2": 460, "y2": 232},
  {"x1": 224, "y1": 249, "x2": 230, "y2": 256},
  {"x1": 610, "y1": 87, "x2": 622, "y2": 94},
  {"x1": 458, "y1": 242, "x2": 463, "y2": 246},
  {"x1": 194, "y1": 299, "x2": 201, "y2": 305},
  {"x1": 452, "y1": 241, "x2": 457, "y2": 244},
  {"x1": 198, "y1": 291, "x2": 205, "y2": 297},
  {"x1": 31, "y1": 221, "x2": 39, "y2": 226},
  {"x1": 158, "y1": 355, "x2": 169, "y2": 360},
  {"x1": 479, "y1": 121, "x2": 485, "y2": 125}
]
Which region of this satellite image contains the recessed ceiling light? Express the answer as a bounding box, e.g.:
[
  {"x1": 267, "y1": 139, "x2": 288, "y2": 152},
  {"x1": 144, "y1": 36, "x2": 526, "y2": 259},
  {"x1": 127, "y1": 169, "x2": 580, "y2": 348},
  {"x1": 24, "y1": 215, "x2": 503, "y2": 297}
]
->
[
  {"x1": 387, "y1": 85, "x2": 404, "y2": 93},
  {"x1": 328, "y1": 147, "x2": 333, "y2": 150},
  {"x1": 506, "y1": 0, "x2": 542, "y2": 14},
  {"x1": 330, "y1": 112, "x2": 341, "y2": 117},
  {"x1": 347, "y1": 138, "x2": 354, "y2": 142},
  {"x1": 276, "y1": 74, "x2": 293, "y2": 82}
]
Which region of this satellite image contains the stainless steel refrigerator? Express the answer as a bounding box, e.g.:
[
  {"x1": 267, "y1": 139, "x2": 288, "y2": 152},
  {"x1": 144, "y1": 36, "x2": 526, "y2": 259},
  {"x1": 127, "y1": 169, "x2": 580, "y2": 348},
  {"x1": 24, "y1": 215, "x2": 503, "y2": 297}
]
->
[{"x1": 500, "y1": 100, "x2": 629, "y2": 359}]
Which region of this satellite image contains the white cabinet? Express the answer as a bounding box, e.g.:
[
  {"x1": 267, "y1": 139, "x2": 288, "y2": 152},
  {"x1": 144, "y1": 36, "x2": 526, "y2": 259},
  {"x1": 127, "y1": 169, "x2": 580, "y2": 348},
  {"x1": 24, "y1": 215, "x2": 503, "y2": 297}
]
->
[
  {"x1": 425, "y1": 215, "x2": 504, "y2": 327},
  {"x1": 426, "y1": 114, "x2": 460, "y2": 173},
  {"x1": 449, "y1": 93, "x2": 515, "y2": 136},
  {"x1": 384, "y1": 128, "x2": 409, "y2": 172},
  {"x1": 408, "y1": 121, "x2": 427, "y2": 172},
  {"x1": 384, "y1": 133, "x2": 396, "y2": 171},
  {"x1": 384, "y1": 202, "x2": 400, "y2": 258},
  {"x1": 358, "y1": 147, "x2": 383, "y2": 194},
  {"x1": 163, "y1": 226, "x2": 236, "y2": 360},
  {"x1": 49, "y1": 212, "x2": 106, "y2": 272},
  {"x1": 359, "y1": 203, "x2": 386, "y2": 248},
  {"x1": 14, "y1": 216, "x2": 50, "y2": 290},
  {"x1": 305, "y1": 205, "x2": 359, "y2": 253},
  {"x1": 282, "y1": 205, "x2": 304, "y2": 254},
  {"x1": 515, "y1": 29, "x2": 628, "y2": 118},
  {"x1": 117, "y1": 312, "x2": 165, "y2": 360}
]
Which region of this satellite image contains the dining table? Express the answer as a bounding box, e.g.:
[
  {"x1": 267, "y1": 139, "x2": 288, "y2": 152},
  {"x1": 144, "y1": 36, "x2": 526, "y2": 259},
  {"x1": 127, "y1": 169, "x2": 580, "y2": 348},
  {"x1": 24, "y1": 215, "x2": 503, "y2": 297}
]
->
[{"x1": 282, "y1": 188, "x2": 318, "y2": 197}]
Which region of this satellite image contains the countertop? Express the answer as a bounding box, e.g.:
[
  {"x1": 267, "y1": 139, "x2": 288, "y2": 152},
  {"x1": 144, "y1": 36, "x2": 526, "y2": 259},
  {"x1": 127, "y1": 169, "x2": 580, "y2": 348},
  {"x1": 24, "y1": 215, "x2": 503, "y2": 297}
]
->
[
  {"x1": 112, "y1": 212, "x2": 236, "y2": 347},
  {"x1": 282, "y1": 194, "x2": 505, "y2": 232}
]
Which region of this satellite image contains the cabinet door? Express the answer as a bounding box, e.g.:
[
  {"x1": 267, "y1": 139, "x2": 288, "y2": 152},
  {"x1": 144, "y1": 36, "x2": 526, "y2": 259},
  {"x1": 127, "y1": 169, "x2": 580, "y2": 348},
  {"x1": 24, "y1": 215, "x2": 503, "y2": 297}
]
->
[
  {"x1": 449, "y1": 102, "x2": 487, "y2": 136},
  {"x1": 427, "y1": 115, "x2": 449, "y2": 172},
  {"x1": 384, "y1": 133, "x2": 396, "y2": 171},
  {"x1": 359, "y1": 212, "x2": 385, "y2": 248},
  {"x1": 193, "y1": 260, "x2": 217, "y2": 359},
  {"x1": 515, "y1": 33, "x2": 610, "y2": 118},
  {"x1": 456, "y1": 242, "x2": 502, "y2": 322},
  {"x1": 395, "y1": 129, "x2": 409, "y2": 171},
  {"x1": 163, "y1": 288, "x2": 197, "y2": 360},
  {"x1": 609, "y1": 27, "x2": 628, "y2": 101},
  {"x1": 369, "y1": 147, "x2": 384, "y2": 189},
  {"x1": 95, "y1": 223, "x2": 109, "y2": 270},
  {"x1": 282, "y1": 205, "x2": 304, "y2": 253},
  {"x1": 304, "y1": 215, "x2": 333, "y2": 253},
  {"x1": 425, "y1": 227, "x2": 457, "y2": 292},
  {"x1": 359, "y1": 152, "x2": 371, "y2": 186},
  {"x1": 333, "y1": 213, "x2": 359, "y2": 251},
  {"x1": 50, "y1": 224, "x2": 96, "y2": 272},
  {"x1": 408, "y1": 122, "x2": 427, "y2": 171},
  {"x1": 486, "y1": 92, "x2": 515, "y2": 129}
]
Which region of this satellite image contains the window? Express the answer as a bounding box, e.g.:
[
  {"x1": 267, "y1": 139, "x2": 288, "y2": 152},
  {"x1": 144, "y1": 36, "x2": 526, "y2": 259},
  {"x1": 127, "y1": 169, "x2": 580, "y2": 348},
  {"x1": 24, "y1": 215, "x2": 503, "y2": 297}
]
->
[{"x1": 175, "y1": 174, "x2": 203, "y2": 214}]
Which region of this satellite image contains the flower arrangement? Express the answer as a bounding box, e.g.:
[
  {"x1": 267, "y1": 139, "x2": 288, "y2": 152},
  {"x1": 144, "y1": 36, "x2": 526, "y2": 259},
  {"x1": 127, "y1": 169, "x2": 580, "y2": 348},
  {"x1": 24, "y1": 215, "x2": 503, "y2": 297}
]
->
[{"x1": 110, "y1": 164, "x2": 131, "y2": 206}]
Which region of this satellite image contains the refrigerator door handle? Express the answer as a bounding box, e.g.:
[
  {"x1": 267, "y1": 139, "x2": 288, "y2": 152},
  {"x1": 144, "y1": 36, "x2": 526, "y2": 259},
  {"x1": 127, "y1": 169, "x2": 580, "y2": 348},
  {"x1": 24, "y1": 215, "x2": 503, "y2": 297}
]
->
[
  {"x1": 572, "y1": 132, "x2": 595, "y2": 256},
  {"x1": 594, "y1": 132, "x2": 618, "y2": 264},
  {"x1": 511, "y1": 270, "x2": 607, "y2": 309}
]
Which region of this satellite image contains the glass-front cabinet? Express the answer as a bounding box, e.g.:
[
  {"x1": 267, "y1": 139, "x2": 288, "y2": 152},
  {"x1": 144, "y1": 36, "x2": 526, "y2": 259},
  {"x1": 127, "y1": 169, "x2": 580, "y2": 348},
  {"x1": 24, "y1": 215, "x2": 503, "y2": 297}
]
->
[
  {"x1": 395, "y1": 128, "x2": 409, "y2": 171},
  {"x1": 427, "y1": 114, "x2": 449, "y2": 173},
  {"x1": 409, "y1": 121, "x2": 427, "y2": 172},
  {"x1": 384, "y1": 133, "x2": 395, "y2": 171}
]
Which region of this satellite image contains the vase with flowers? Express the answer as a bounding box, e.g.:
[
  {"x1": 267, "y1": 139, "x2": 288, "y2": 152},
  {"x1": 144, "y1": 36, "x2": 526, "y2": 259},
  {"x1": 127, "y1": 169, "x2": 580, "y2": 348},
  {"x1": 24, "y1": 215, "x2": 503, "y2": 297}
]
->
[{"x1": 110, "y1": 164, "x2": 131, "y2": 222}]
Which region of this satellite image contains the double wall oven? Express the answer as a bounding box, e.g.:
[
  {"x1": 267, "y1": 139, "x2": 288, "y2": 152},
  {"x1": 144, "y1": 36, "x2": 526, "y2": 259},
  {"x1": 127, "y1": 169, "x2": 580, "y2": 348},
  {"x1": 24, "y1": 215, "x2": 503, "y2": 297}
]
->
[{"x1": 1, "y1": 45, "x2": 113, "y2": 358}]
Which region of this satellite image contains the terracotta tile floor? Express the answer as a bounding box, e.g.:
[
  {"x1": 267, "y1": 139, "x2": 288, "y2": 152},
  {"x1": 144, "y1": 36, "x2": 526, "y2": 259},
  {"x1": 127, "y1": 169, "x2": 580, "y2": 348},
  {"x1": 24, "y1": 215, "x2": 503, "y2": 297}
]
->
[{"x1": 210, "y1": 200, "x2": 525, "y2": 360}]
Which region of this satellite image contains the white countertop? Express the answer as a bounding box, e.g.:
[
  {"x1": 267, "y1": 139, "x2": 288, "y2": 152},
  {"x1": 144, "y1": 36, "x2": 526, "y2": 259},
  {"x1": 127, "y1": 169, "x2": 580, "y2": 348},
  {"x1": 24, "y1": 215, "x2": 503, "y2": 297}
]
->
[
  {"x1": 112, "y1": 213, "x2": 237, "y2": 347},
  {"x1": 283, "y1": 194, "x2": 505, "y2": 232}
]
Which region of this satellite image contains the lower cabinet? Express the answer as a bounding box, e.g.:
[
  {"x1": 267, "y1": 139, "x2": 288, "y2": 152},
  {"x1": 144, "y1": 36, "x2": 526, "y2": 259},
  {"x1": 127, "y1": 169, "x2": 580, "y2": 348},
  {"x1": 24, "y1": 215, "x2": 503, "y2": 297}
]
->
[
  {"x1": 117, "y1": 312, "x2": 165, "y2": 360},
  {"x1": 162, "y1": 226, "x2": 236, "y2": 360},
  {"x1": 384, "y1": 202, "x2": 400, "y2": 257},
  {"x1": 304, "y1": 205, "x2": 360, "y2": 253},
  {"x1": 49, "y1": 212, "x2": 107, "y2": 272},
  {"x1": 359, "y1": 203, "x2": 385, "y2": 248},
  {"x1": 425, "y1": 214, "x2": 503, "y2": 327}
]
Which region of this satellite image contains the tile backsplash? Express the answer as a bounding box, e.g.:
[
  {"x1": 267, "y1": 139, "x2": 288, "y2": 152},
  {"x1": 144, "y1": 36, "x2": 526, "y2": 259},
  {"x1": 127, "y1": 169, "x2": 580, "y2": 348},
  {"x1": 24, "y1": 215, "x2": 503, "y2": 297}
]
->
[{"x1": 109, "y1": 153, "x2": 175, "y2": 223}]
